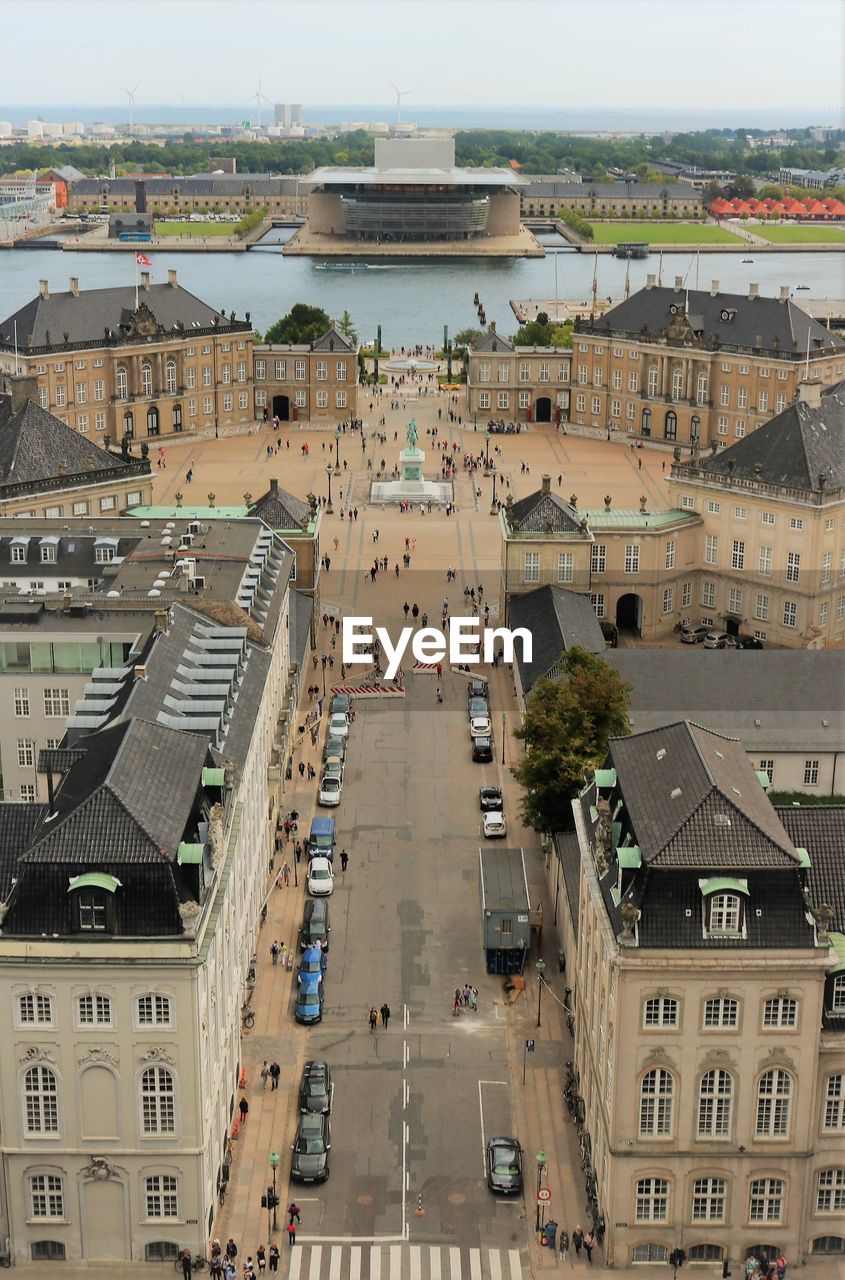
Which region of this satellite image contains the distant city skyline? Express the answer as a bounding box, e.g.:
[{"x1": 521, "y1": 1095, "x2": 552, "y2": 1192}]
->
[{"x1": 1, "y1": 0, "x2": 842, "y2": 114}]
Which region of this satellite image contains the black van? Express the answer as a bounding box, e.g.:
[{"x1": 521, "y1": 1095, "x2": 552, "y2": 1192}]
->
[{"x1": 299, "y1": 899, "x2": 331, "y2": 951}]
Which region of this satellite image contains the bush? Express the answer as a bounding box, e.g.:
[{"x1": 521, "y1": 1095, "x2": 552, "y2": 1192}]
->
[
  {"x1": 768, "y1": 791, "x2": 845, "y2": 807},
  {"x1": 236, "y1": 205, "x2": 268, "y2": 238},
  {"x1": 559, "y1": 207, "x2": 593, "y2": 241}
]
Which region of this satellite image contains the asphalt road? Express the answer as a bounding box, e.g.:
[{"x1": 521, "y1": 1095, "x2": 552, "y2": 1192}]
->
[{"x1": 282, "y1": 671, "x2": 529, "y2": 1251}]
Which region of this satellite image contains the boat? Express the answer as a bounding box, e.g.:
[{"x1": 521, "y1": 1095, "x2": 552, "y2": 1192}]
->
[
  {"x1": 742, "y1": 258, "x2": 754, "y2": 263},
  {"x1": 796, "y1": 284, "x2": 810, "y2": 290},
  {"x1": 314, "y1": 262, "x2": 370, "y2": 272}
]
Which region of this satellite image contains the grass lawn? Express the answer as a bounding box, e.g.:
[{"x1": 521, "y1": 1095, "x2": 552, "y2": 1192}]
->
[
  {"x1": 587, "y1": 222, "x2": 744, "y2": 245},
  {"x1": 154, "y1": 221, "x2": 236, "y2": 238},
  {"x1": 752, "y1": 223, "x2": 845, "y2": 244}
]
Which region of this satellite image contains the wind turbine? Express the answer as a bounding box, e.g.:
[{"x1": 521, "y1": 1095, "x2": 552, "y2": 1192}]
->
[
  {"x1": 387, "y1": 79, "x2": 413, "y2": 130},
  {"x1": 122, "y1": 81, "x2": 140, "y2": 132},
  {"x1": 251, "y1": 79, "x2": 272, "y2": 130}
]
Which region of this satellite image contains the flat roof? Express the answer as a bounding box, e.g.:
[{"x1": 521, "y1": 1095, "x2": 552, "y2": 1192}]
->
[{"x1": 306, "y1": 166, "x2": 526, "y2": 189}]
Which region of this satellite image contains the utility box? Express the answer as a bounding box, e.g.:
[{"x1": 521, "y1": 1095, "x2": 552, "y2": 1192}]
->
[{"x1": 479, "y1": 846, "x2": 530, "y2": 975}]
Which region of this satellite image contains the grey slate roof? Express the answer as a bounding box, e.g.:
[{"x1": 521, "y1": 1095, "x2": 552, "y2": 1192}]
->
[
  {"x1": 692, "y1": 379, "x2": 845, "y2": 491},
  {"x1": 248, "y1": 482, "x2": 312, "y2": 531},
  {"x1": 0, "y1": 802, "x2": 47, "y2": 899},
  {"x1": 507, "y1": 489, "x2": 583, "y2": 533},
  {"x1": 525, "y1": 181, "x2": 701, "y2": 201},
  {"x1": 608, "y1": 720, "x2": 800, "y2": 868},
  {"x1": 605, "y1": 650, "x2": 845, "y2": 754},
  {"x1": 509, "y1": 586, "x2": 605, "y2": 693},
  {"x1": 590, "y1": 284, "x2": 845, "y2": 355},
  {"x1": 471, "y1": 332, "x2": 514, "y2": 353},
  {"x1": 311, "y1": 326, "x2": 355, "y2": 353},
  {"x1": 0, "y1": 394, "x2": 126, "y2": 488},
  {"x1": 777, "y1": 805, "x2": 845, "y2": 931},
  {"x1": 71, "y1": 175, "x2": 300, "y2": 197},
  {"x1": 290, "y1": 589, "x2": 314, "y2": 671},
  {"x1": 555, "y1": 829, "x2": 581, "y2": 939},
  {"x1": 0, "y1": 282, "x2": 240, "y2": 351}
]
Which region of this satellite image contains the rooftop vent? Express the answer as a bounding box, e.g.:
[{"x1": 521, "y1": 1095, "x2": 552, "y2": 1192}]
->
[
  {"x1": 656, "y1": 748, "x2": 666, "y2": 761},
  {"x1": 670, "y1": 786, "x2": 682, "y2": 799},
  {"x1": 713, "y1": 814, "x2": 731, "y2": 828}
]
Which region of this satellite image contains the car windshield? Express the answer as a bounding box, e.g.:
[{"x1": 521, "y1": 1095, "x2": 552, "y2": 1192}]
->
[
  {"x1": 476, "y1": 737, "x2": 491, "y2": 747},
  {"x1": 307, "y1": 1080, "x2": 327, "y2": 1096},
  {"x1": 312, "y1": 867, "x2": 330, "y2": 879},
  {"x1": 300, "y1": 992, "x2": 320, "y2": 1007},
  {"x1": 308, "y1": 922, "x2": 327, "y2": 938},
  {"x1": 493, "y1": 1158, "x2": 519, "y2": 1175},
  {"x1": 296, "y1": 1137, "x2": 325, "y2": 1154}
]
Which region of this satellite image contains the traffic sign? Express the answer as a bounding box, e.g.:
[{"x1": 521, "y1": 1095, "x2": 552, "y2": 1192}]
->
[
  {"x1": 537, "y1": 1187, "x2": 552, "y2": 1203},
  {"x1": 525, "y1": 1039, "x2": 535, "y2": 1052}
]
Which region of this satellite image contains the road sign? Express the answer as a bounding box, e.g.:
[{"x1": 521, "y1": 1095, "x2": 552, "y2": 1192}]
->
[
  {"x1": 537, "y1": 1187, "x2": 552, "y2": 1203},
  {"x1": 525, "y1": 1039, "x2": 535, "y2": 1052}
]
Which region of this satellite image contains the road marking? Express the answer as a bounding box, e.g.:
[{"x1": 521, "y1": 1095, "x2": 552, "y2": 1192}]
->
[
  {"x1": 409, "y1": 1245, "x2": 422, "y2": 1280},
  {"x1": 508, "y1": 1250, "x2": 522, "y2": 1280},
  {"x1": 430, "y1": 1246, "x2": 442, "y2": 1280},
  {"x1": 370, "y1": 1245, "x2": 381, "y2": 1280},
  {"x1": 390, "y1": 1244, "x2": 402, "y2": 1280},
  {"x1": 329, "y1": 1247, "x2": 342, "y2": 1280},
  {"x1": 488, "y1": 1249, "x2": 502, "y2": 1280},
  {"x1": 288, "y1": 1247, "x2": 303, "y2": 1280},
  {"x1": 350, "y1": 1247, "x2": 361, "y2": 1280},
  {"x1": 449, "y1": 1246, "x2": 462, "y2": 1280},
  {"x1": 469, "y1": 1249, "x2": 482, "y2": 1280},
  {"x1": 308, "y1": 1245, "x2": 322, "y2": 1280}
]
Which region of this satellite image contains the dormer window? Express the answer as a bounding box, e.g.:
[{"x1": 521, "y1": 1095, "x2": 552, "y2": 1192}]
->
[
  {"x1": 709, "y1": 893, "x2": 741, "y2": 933},
  {"x1": 699, "y1": 877, "x2": 749, "y2": 938},
  {"x1": 68, "y1": 872, "x2": 120, "y2": 933}
]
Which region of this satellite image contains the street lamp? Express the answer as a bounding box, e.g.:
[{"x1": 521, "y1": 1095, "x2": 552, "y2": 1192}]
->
[
  {"x1": 269, "y1": 1150, "x2": 280, "y2": 1232},
  {"x1": 484, "y1": 429, "x2": 492, "y2": 471},
  {"x1": 501, "y1": 711, "x2": 507, "y2": 766},
  {"x1": 536, "y1": 957, "x2": 546, "y2": 1028},
  {"x1": 325, "y1": 463, "x2": 334, "y2": 515},
  {"x1": 334, "y1": 428, "x2": 341, "y2": 467},
  {"x1": 535, "y1": 1150, "x2": 547, "y2": 1235},
  {"x1": 490, "y1": 462, "x2": 498, "y2": 514}
]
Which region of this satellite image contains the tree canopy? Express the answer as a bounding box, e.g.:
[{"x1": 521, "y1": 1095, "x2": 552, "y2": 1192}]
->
[
  {"x1": 512, "y1": 318, "x2": 573, "y2": 348},
  {"x1": 511, "y1": 647, "x2": 631, "y2": 832},
  {"x1": 264, "y1": 303, "x2": 331, "y2": 346}
]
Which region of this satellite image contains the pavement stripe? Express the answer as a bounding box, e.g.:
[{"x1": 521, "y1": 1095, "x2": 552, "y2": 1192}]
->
[
  {"x1": 429, "y1": 1247, "x2": 442, "y2": 1280},
  {"x1": 287, "y1": 1247, "x2": 303, "y2": 1280},
  {"x1": 508, "y1": 1250, "x2": 522, "y2": 1280},
  {"x1": 449, "y1": 1246, "x2": 461, "y2": 1280},
  {"x1": 488, "y1": 1251, "x2": 502, "y2": 1280},
  {"x1": 390, "y1": 1244, "x2": 402, "y2": 1280},
  {"x1": 409, "y1": 1245, "x2": 422, "y2": 1280},
  {"x1": 469, "y1": 1250, "x2": 482, "y2": 1280},
  {"x1": 329, "y1": 1246, "x2": 342, "y2": 1280},
  {"x1": 350, "y1": 1246, "x2": 362, "y2": 1280},
  {"x1": 370, "y1": 1245, "x2": 382, "y2": 1280},
  {"x1": 308, "y1": 1245, "x2": 322, "y2": 1280}
]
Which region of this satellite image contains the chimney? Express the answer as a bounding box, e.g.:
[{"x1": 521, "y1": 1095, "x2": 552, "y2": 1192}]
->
[
  {"x1": 153, "y1": 610, "x2": 168, "y2": 633},
  {"x1": 779, "y1": 285, "x2": 789, "y2": 302},
  {"x1": 141, "y1": 271, "x2": 150, "y2": 291},
  {"x1": 673, "y1": 275, "x2": 683, "y2": 292},
  {"x1": 168, "y1": 268, "x2": 178, "y2": 288},
  {"x1": 710, "y1": 280, "x2": 720, "y2": 297},
  {"x1": 39, "y1": 279, "x2": 49, "y2": 299},
  {"x1": 797, "y1": 379, "x2": 823, "y2": 408},
  {"x1": 61, "y1": 591, "x2": 72, "y2": 614},
  {"x1": 10, "y1": 373, "x2": 40, "y2": 411},
  {"x1": 541, "y1": 474, "x2": 551, "y2": 494},
  {"x1": 270, "y1": 478, "x2": 278, "y2": 492},
  {"x1": 489, "y1": 319, "x2": 496, "y2": 332},
  {"x1": 69, "y1": 276, "x2": 79, "y2": 298},
  {"x1": 748, "y1": 282, "x2": 758, "y2": 300},
  {"x1": 646, "y1": 273, "x2": 656, "y2": 288},
  {"x1": 755, "y1": 334, "x2": 762, "y2": 348}
]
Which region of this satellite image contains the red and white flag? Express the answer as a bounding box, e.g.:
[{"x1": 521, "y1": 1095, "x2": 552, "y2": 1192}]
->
[{"x1": 135, "y1": 251, "x2": 151, "y2": 266}]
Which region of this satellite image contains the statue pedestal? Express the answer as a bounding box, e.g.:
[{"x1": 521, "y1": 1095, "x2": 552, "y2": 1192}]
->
[
  {"x1": 400, "y1": 446, "x2": 424, "y2": 483},
  {"x1": 370, "y1": 444, "x2": 454, "y2": 506}
]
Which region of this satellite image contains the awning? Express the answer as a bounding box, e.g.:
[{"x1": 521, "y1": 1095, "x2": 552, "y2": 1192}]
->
[
  {"x1": 68, "y1": 872, "x2": 122, "y2": 894},
  {"x1": 698, "y1": 876, "x2": 749, "y2": 897}
]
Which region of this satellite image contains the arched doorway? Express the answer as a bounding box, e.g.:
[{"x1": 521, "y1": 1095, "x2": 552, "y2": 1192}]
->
[
  {"x1": 535, "y1": 396, "x2": 552, "y2": 423},
  {"x1": 146, "y1": 406, "x2": 160, "y2": 436},
  {"x1": 664, "y1": 410, "x2": 677, "y2": 441},
  {"x1": 641, "y1": 407, "x2": 651, "y2": 437},
  {"x1": 616, "y1": 593, "x2": 643, "y2": 635},
  {"x1": 724, "y1": 615, "x2": 741, "y2": 637},
  {"x1": 172, "y1": 403, "x2": 183, "y2": 432},
  {"x1": 123, "y1": 410, "x2": 134, "y2": 438},
  {"x1": 273, "y1": 393, "x2": 290, "y2": 422}
]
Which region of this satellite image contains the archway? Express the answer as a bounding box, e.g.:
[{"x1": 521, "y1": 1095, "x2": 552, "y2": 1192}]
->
[
  {"x1": 535, "y1": 396, "x2": 552, "y2": 423},
  {"x1": 724, "y1": 615, "x2": 741, "y2": 637},
  {"x1": 272, "y1": 393, "x2": 290, "y2": 422},
  {"x1": 616, "y1": 593, "x2": 643, "y2": 635},
  {"x1": 146, "y1": 406, "x2": 160, "y2": 437}
]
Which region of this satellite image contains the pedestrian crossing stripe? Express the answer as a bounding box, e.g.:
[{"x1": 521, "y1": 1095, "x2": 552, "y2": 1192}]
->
[
  {"x1": 281, "y1": 1244, "x2": 524, "y2": 1280},
  {"x1": 328, "y1": 684, "x2": 405, "y2": 698},
  {"x1": 412, "y1": 662, "x2": 440, "y2": 673}
]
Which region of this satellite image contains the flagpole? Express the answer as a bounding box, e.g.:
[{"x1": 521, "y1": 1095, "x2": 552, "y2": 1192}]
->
[
  {"x1": 134, "y1": 251, "x2": 139, "y2": 311},
  {"x1": 13, "y1": 320, "x2": 18, "y2": 376}
]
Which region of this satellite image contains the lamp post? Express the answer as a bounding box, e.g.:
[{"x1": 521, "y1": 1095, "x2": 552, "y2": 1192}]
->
[
  {"x1": 490, "y1": 463, "x2": 498, "y2": 514},
  {"x1": 269, "y1": 1150, "x2": 280, "y2": 1231},
  {"x1": 325, "y1": 463, "x2": 334, "y2": 515},
  {"x1": 484, "y1": 429, "x2": 492, "y2": 471},
  {"x1": 501, "y1": 711, "x2": 507, "y2": 766},
  {"x1": 536, "y1": 957, "x2": 546, "y2": 1028},
  {"x1": 334, "y1": 428, "x2": 341, "y2": 467},
  {"x1": 535, "y1": 1150, "x2": 547, "y2": 1235}
]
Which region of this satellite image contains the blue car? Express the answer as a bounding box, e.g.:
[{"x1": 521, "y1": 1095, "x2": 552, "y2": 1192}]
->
[
  {"x1": 295, "y1": 975, "x2": 324, "y2": 1025},
  {"x1": 297, "y1": 946, "x2": 327, "y2": 985}
]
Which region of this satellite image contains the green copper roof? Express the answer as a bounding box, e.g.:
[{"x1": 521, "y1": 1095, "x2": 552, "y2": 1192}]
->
[
  {"x1": 127, "y1": 505, "x2": 249, "y2": 520},
  {"x1": 594, "y1": 768, "x2": 617, "y2": 788},
  {"x1": 617, "y1": 846, "x2": 642, "y2": 869},
  {"x1": 202, "y1": 767, "x2": 226, "y2": 788},
  {"x1": 585, "y1": 508, "x2": 700, "y2": 530},
  {"x1": 756, "y1": 770, "x2": 772, "y2": 790},
  {"x1": 698, "y1": 876, "x2": 750, "y2": 897},
  {"x1": 794, "y1": 847, "x2": 811, "y2": 868},
  {"x1": 68, "y1": 872, "x2": 122, "y2": 894},
  {"x1": 829, "y1": 932, "x2": 845, "y2": 974},
  {"x1": 177, "y1": 842, "x2": 205, "y2": 865}
]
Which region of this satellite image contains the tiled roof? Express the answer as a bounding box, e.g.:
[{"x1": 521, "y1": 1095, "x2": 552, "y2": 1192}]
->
[
  {"x1": 777, "y1": 805, "x2": 845, "y2": 931},
  {"x1": 608, "y1": 721, "x2": 800, "y2": 868},
  {"x1": 634, "y1": 867, "x2": 815, "y2": 949},
  {"x1": 311, "y1": 326, "x2": 355, "y2": 353},
  {"x1": 509, "y1": 586, "x2": 605, "y2": 693},
  {"x1": 471, "y1": 332, "x2": 514, "y2": 353},
  {"x1": 0, "y1": 802, "x2": 47, "y2": 899},
  {"x1": 0, "y1": 394, "x2": 128, "y2": 489},
  {"x1": 692, "y1": 380, "x2": 845, "y2": 491},
  {"x1": 6, "y1": 860, "x2": 184, "y2": 937},
  {"x1": 507, "y1": 489, "x2": 584, "y2": 534},
  {"x1": 555, "y1": 829, "x2": 581, "y2": 939},
  {"x1": 248, "y1": 483, "x2": 312, "y2": 531}
]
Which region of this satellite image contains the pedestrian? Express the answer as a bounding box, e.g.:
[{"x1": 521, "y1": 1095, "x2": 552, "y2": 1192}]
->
[
  {"x1": 295, "y1": 840, "x2": 303, "y2": 864},
  {"x1": 380, "y1": 1002, "x2": 391, "y2": 1028},
  {"x1": 238, "y1": 1096, "x2": 249, "y2": 1123},
  {"x1": 298, "y1": 760, "x2": 305, "y2": 779},
  {"x1": 270, "y1": 1061, "x2": 281, "y2": 1090},
  {"x1": 470, "y1": 986, "x2": 478, "y2": 1012},
  {"x1": 281, "y1": 862, "x2": 290, "y2": 886},
  {"x1": 226, "y1": 1241, "x2": 238, "y2": 1263},
  {"x1": 559, "y1": 1230, "x2": 569, "y2": 1261},
  {"x1": 340, "y1": 848, "x2": 349, "y2": 873},
  {"x1": 279, "y1": 941, "x2": 288, "y2": 969},
  {"x1": 453, "y1": 990, "x2": 461, "y2": 1016},
  {"x1": 572, "y1": 1225, "x2": 584, "y2": 1257},
  {"x1": 270, "y1": 940, "x2": 280, "y2": 965},
  {"x1": 257, "y1": 1250, "x2": 268, "y2": 1276},
  {"x1": 583, "y1": 1230, "x2": 596, "y2": 1264},
  {"x1": 369, "y1": 1007, "x2": 378, "y2": 1032},
  {"x1": 286, "y1": 1224, "x2": 296, "y2": 1248},
  {"x1": 776, "y1": 1258, "x2": 787, "y2": 1280},
  {"x1": 260, "y1": 1060, "x2": 270, "y2": 1089},
  {"x1": 268, "y1": 1246, "x2": 279, "y2": 1274},
  {"x1": 288, "y1": 1203, "x2": 301, "y2": 1225},
  {"x1": 181, "y1": 1249, "x2": 193, "y2": 1279}
]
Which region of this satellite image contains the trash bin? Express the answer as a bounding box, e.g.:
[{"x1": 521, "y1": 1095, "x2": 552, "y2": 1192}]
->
[{"x1": 545, "y1": 1222, "x2": 558, "y2": 1251}]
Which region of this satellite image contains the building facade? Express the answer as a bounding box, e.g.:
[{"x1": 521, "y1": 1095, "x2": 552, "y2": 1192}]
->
[
  {"x1": 552, "y1": 721, "x2": 845, "y2": 1264},
  {"x1": 253, "y1": 326, "x2": 359, "y2": 423},
  {"x1": 67, "y1": 175, "x2": 302, "y2": 219},
  {"x1": 569, "y1": 281, "x2": 845, "y2": 450},
  {"x1": 466, "y1": 331, "x2": 571, "y2": 423},
  {"x1": 519, "y1": 180, "x2": 703, "y2": 220}
]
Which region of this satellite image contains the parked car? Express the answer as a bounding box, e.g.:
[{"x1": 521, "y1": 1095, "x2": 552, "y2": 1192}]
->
[
  {"x1": 294, "y1": 975, "x2": 324, "y2": 1025},
  {"x1": 479, "y1": 786, "x2": 503, "y2": 811},
  {"x1": 318, "y1": 775, "x2": 341, "y2": 807},
  {"x1": 679, "y1": 625, "x2": 709, "y2": 644},
  {"x1": 299, "y1": 1061, "x2": 332, "y2": 1114},
  {"x1": 307, "y1": 856, "x2": 334, "y2": 896},
  {"x1": 468, "y1": 697, "x2": 490, "y2": 720},
  {"x1": 486, "y1": 1137, "x2": 523, "y2": 1194},
  {"x1": 467, "y1": 678, "x2": 489, "y2": 705},
  {"x1": 470, "y1": 715, "x2": 493, "y2": 738},
  {"x1": 330, "y1": 693, "x2": 351, "y2": 715},
  {"x1": 482, "y1": 811, "x2": 507, "y2": 839},
  {"x1": 307, "y1": 817, "x2": 336, "y2": 861},
  {"x1": 735, "y1": 634, "x2": 764, "y2": 649},
  {"x1": 472, "y1": 736, "x2": 493, "y2": 763},
  {"x1": 328, "y1": 712, "x2": 349, "y2": 739},
  {"x1": 290, "y1": 1112, "x2": 331, "y2": 1182},
  {"x1": 297, "y1": 946, "x2": 327, "y2": 985},
  {"x1": 703, "y1": 631, "x2": 737, "y2": 649},
  {"x1": 299, "y1": 899, "x2": 331, "y2": 951},
  {"x1": 322, "y1": 736, "x2": 346, "y2": 764},
  {"x1": 324, "y1": 755, "x2": 344, "y2": 785}
]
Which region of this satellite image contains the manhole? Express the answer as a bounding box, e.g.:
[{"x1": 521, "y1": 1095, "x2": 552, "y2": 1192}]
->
[{"x1": 447, "y1": 1192, "x2": 466, "y2": 1205}]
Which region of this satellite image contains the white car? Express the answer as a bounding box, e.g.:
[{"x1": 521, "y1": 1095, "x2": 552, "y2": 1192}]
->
[
  {"x1": 470, "y1": 715, "x2": 493, "y2": 738},
  {"x1": 307, "y1": 857, "x2": 334, "y2": 896},
  {"x1": 318, "y1": 775, "x2": 341, "y2": 807},
  {"x1": 328, "y1": 712, "x2": 349, "y2": 739},
  {"x1": 483, "y1": 811, "x2": 507, "y2": 839}
]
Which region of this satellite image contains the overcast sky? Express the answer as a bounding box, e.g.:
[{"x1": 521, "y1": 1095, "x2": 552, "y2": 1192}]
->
[{"x1": 2, "y1": 0, "x2": 842, "y2": 111}]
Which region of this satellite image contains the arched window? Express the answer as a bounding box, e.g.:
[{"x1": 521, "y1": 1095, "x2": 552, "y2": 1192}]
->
[
  {"x1": 172, "y1": 403, "x2": 182, "y2": 432},
  {"x1": 698, "y1": 1069, "x2": 733, "y2": 1136},
  {"x1": 664, "y1": 410, "x2": 677, "y2": 440},
  {"x1": 116, "y1": 367, "x2": 128, "y2": 401},
  {"x1": 146, "y1": 406, "x2": 160, "y2": 437},
  {"x1": 708, "y1": 893, "x2": 742, "y2": 934},
  {"x1": 749, "y1": 1177, "x2": 784, "y2": 1222},
  {"x1": 689, "y1": 1246, "x2": 724, "y2": 1262},
  {"x1": 690, "y1": 414, "x2": 701, "y2": 443},
  {"x1": 703, "y1": 996, "x2": 739, "y2": 1028},
  {"x1": 145, "y1": 1243, "x2": 180, "y2": 1262},
  {"x1": 816, "y1": 1168, "x2": 845, "y2": 1214},
  {"x1": 763, "y1": 996, "x2": 797, "y2": 1028},
  {"x1": 165, "y1": 360, "x2": 176, "y2": 395},
  {"x1": 141, "y1": 363, "x2": 153, "y2": 397},
  {"x1": 672, "y1": 368, "x2": 684, "y2": 401},
  {"x1": 647, "y1": 366, "x2": 660, "y2": 398},
  {"x1": 136, "y1": 994, "x2": 173, "y2": 1028},
  {"x1": 123, "y1": 410, "x2": 134, "y2": 438},
  {"x1": 812, "y1": 1237, "x2": 845, "y2": 1255},
  {"x1": 755, "y1": 1069, "x2": 792, "y2": 1136},
  {"x1": 639, "y1": 1068, "x2": 674, "y2": 1136},
  {"x1": 691, "y1": 1176, "x2": 727, "y2": 1221},
  {"x1": 696, "y1": 371, "x2": 709, "y2": 404},
  {"x1": 140, "y1": 1066, "x2": 175, "y2": 1135},
  {"x1": 17, "y1": 992, "x2": 54, "y2": 1026},
  {"x1": 631, "y1": 1244, "x2": 669, "y2": 1263},
  {"x1": 144, "y1": 1173, "x2": 179, "y2": 1218},
  {"x1": 76, "y1": 993, "x2": 113, "y2": 1028},
  {"x1": 642, "y1": 407, "x2": 651, "y2": 437},
  {"x1": 643, "y1": 997, "x2": 678, "y2": 1028},
  {"x1": 31, "y1": 1242, "x2": 66, "y2": 1262},
  {"x1": 24, "y1": 1065, "x2": 59, "y2": 1134},
  {"x1": 635, "y1": 1176, "x2": 669, "y2": 1221}
]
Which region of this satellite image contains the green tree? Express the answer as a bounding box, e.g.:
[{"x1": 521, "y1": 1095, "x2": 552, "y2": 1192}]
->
[
  {"x1": 337, "y1": 309, "x2": 358, "y2": 343},
  {"x1": 454, "y1": 327, "x2": 483, "y2": 347},
  {"x1": 265, "y1": 303, "x2": 331, "y2": 345},
  {"x1": 511, "y1": 647, "x2": 632, "y2": 832}
]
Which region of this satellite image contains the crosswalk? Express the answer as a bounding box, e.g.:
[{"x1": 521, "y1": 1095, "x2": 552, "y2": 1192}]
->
[{"x1": 281, "y1": 1244, "x2": 524, "y2": 1280}]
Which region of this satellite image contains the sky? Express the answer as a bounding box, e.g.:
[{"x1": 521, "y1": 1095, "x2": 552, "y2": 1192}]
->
[{"x1": 2, "y1": 0, "x2": 843, "y2": 113}]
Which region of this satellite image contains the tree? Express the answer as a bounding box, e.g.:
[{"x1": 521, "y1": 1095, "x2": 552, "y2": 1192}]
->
[
  {"x1": 455, "y1": 327, "x2": 483, "y2": 348},
  {"x1": 337, "y1": 309, "x2": 357, "y2": 343},
  {"x1": 511, "y1": 647, "x2": 632, "y2": 832},
  {"x1": 264, "y1": 303, "x2": 331, "y2": 346}
]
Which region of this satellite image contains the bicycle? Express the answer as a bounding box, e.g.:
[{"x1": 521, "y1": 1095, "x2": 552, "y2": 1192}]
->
[{"x1": 241, "y1": 1004, "x2": 255, "y2": 1030}]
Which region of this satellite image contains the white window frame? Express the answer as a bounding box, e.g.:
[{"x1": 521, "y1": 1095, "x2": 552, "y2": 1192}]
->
[
  {"x1": 643, "y1": 996, "x2": 678, "y2": 1028},
  {"x1": 639, "y1": 1068, "x2": 674, "y2": 1137},
  {"x1": 697, "y1": 1069, "x2": 733, "y2": 1137},
  {"x1": 763, "y1": 996, "x2": 798, "y2": 1028},
  {"x1": 755, "y1": 1070, "x2": 792, "y2": 1138},
  {"x1": 523, "y1": 552, "x2": 539, "y2": 584},
  {"x1": 135, "y1": 993, "x2": 174, "y2": 1029}
]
